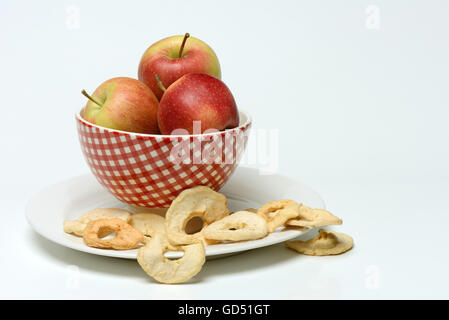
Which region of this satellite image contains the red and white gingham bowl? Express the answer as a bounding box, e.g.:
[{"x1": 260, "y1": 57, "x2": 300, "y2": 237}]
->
[{"x1": 76, "y1": 110, "x2": 251, "y2": 208}]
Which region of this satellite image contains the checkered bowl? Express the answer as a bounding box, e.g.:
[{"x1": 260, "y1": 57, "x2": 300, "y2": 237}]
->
[{"x1": 76, "y1": 110, "x2": 252, "y2": 208}]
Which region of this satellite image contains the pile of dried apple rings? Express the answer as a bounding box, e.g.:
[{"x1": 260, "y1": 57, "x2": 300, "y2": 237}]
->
[{"x1": 63, "y1": 186, "x2": 353, "y2": 284}]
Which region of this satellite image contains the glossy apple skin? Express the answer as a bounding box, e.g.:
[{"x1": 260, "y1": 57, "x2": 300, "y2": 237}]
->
[
  {"x1": 138, "y1": 35, "x2": 221, "y2": 100},
  {"x1": 158, "y1": 73, "x2": 239, "y2": 135},
  {"x1": 82, "y1": 77, "x2": 159, "y2": 134}
]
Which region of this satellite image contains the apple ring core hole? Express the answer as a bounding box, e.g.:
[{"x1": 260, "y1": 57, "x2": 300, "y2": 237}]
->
[
  {"x1": 185, "y1": 216, "x2": 204, "y2": 235},
  {"x1": 97, "y1": 226, "x2": 117, "y2": 239}
]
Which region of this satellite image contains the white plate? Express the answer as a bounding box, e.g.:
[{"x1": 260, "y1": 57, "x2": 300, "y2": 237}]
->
[{"x1": 26, "y1": 167, "x2": 325, "y2": 259}]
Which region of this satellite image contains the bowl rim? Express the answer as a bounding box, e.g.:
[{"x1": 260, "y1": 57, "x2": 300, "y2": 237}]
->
[{"x1": 75, "y1": 108, "x2": 252, "y2": 138}]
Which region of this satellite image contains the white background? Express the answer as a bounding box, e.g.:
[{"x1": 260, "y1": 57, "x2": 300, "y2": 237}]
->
[{"x1": 1, "y1": 0, "x2": 448, "y2": 299}]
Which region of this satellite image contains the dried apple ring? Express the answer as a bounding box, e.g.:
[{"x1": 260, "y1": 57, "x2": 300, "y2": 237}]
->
[
  {"x1": 257, "y1": 200, "x2": 300, "y2": 233},
  {"x1": 165, "y1": 186, "x2": 229, "y2": 245},
  {"x1": 285, "y1": 229, "x2": 353, "y2": 256},
  {"x1": 137, "y1": 234, "x2": 205, "y2": 284},
  {"x1": 194, "y1": 227, "x2": 221, "y2": 246},
  {"x1": 131, "y1": 213, "x2": 218, "y2": 247},
  {"x1": 203, "y1": 211, "x2": 268, "y2": 241},
  {"x1": 130, "y1": 213, "x2": 180, "y2": 250},
  {"x1": 130, "y1": 213, "x2": 167, "y2": 237},
  {"x1": 286, "y1": 205, "x2": 342, "y2": 228},
  {"x1": 83, "y1": 218, "x2": 144, "y2": 250},
  {"x1": 63, "y1": 208, "x2": 131, "y2": 237}
]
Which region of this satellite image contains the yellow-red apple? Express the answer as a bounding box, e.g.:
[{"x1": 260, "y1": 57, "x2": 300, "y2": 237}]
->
[
  {"x1": 138, "y1": 33, "x2": 221, "y2": 100},
  {"x1": 82, "y1": 77, "x2": 159, "y2": 134}
]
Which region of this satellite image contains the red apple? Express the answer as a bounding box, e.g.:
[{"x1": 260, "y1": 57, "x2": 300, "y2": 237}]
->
[
  {"x1": 138, "y1": 33, "x2": 221, "y2": 100},
  {"x1": 81, "y1": 77, "x2": 159, "y2": 134},
  {"x1": 157, "y1": 73, "x2": 239, "y2": 135}
]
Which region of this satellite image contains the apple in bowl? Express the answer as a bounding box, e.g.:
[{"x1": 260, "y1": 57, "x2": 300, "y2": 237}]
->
[
  {"x1": 82, "y1": 77, "x2": 159, "y2": 134},
  {"x1": 157, "y1": 73, "x2": 239, "y2": 135},
  {"x1": 138, "y1": 33, "x2": 221, "y2": 100}
]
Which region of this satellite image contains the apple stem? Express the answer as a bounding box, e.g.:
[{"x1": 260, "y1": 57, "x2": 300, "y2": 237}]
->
[
  {"x1": 81, "y1": 90, "x2": 103, "y2": 107},
  {"x1": 178, "y1": 32, "x2": 190, "y2": 58},
  {"x1": 155, "y1": 74, "x2": 166, "y2": 92}
]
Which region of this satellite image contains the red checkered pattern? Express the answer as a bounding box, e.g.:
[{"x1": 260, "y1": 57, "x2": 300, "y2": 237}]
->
[{"x1": 76, "y1": 113, "x2": 251, "y2": 208}]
